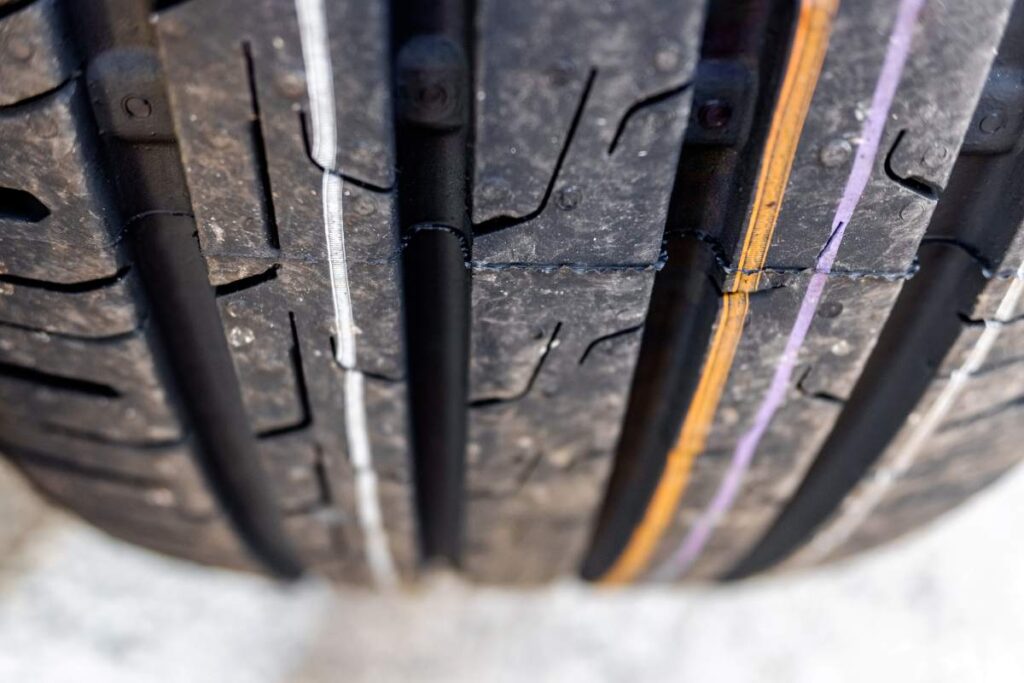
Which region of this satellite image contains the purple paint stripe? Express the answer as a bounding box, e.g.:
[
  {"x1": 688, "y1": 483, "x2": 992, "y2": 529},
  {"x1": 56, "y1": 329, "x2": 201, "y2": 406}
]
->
[{"x1": 654, "y1": 0, "x2": 925, "y2": 581}]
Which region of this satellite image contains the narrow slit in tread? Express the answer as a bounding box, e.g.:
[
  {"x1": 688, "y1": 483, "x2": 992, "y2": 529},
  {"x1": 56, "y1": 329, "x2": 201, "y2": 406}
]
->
[
  {"x1": 473, "y1": 69, "x2": 597, "y2": 236},
  {"x1": 607, "y1": 81, "x2": 692, "y2": 155},
  {"x1": 213, "y1": 263, "x2": 280, "y2": 297},
  {"x1": 296, "y1": 111, "x2": 394, "y2": 193},
  {"x1": 241, "y1": 41, "x2": 282, "y2": 250},
  {"x1": 0, "y1": 265, "x2": 130, "y2": 293},
  {"x1": 578, "y1": 323, "x2": 644, "y2": 366},
  {"x1": 470, "y1": 322, "x2": 562, "y2": 407},
  {"x1": 883, "y1": 130, "x2": 941, "y2": 200},
  {"x1": 0, "y1": 360, "x2": 120, "y2": 398},
  {"x1": 257, "y1": 312, "x2": 313, "y2": 438}
]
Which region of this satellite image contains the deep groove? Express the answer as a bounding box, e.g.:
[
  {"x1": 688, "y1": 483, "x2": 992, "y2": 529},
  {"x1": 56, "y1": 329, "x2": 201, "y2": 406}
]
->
[
  {"x1": 0, "y1": 187, "x2": 51, "y2": 222},
  {"x1": 608, "y1": 81, "x2": 692, "y2": 155},
  {"x1": 0, "y1": 360, "x2": 120, "y2": 398},
  {"x1": 884, "y1": 129, "x2": 941, "y2": 200},
  {"x1": 0, "y1": 265, "x2": 130, "y2": 293},
  {"x1": 473, "y1": 69, "x2": 597, "y2": 236},
  {"x1": 213, "y1": 263, "x2": 280, "y2": 297},
  {"x1": 578, "y1": 323, "x2": 643, "y2": 365},
  {"x1": 727, "y1": 5, "x2": 1024, "y2": 579},
  {"x1": 241, "y1": 42, "x2": 281, "y2": 250},
  {"x1": 393, "y1": 0, "x2": 475, "y2": 567},
  {"x1": 582, "y1": 0, "x2": 799, "y2": 581},
  {"x1": 257, "y1": 312, "x2": 313, "y2": 438},
  {"x1": 470, "y1": 322, "x2": 562, "y2": 407},
  {"x1": 67, "y1": 0, "x2": 303, "y2": 578},
  {"x1": 296, "y1": 111, "x2": 394, "y2": 193},
  {"x1": 920, "y1": 235, "x2": 997, "y2": 273}
]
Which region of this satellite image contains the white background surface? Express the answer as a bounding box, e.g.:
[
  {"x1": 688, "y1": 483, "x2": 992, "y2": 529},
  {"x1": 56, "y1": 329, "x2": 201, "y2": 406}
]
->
[{"x1": 0, "y1": 460, "x2": 1021, "y2": 683}]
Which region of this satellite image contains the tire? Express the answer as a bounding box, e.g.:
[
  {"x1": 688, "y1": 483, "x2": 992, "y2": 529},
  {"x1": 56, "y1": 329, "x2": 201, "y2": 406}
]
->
[{"x1": 0, "y1": 0, "x2": 1019, "y2": 586}]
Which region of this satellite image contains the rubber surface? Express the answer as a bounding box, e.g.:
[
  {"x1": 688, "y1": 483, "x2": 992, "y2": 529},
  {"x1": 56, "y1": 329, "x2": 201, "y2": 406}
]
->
[{"x1": 1, "y1": 0, "x2": 1022, "y2": 586}]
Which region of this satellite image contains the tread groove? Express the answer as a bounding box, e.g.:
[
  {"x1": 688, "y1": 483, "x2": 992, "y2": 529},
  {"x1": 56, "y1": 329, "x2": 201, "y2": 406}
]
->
[{"x1": 241, "y1": 41, "x2": 282, "y2": 250}]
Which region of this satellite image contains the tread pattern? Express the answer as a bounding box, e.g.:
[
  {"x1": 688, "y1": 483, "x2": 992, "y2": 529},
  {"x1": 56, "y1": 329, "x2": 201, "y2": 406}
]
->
[
  {"x1": 465, "y1": 0, "x2": 705, "y2": 582},
  {"x1": 639, "y1": 0, "x2": 1014, "y2": 580},
  {"x1": 2, "y1": 0, "x2": 1021, "y2": 587},
  {"x1": 156, "y1": 0, "x2": 416, "y2": 582}
]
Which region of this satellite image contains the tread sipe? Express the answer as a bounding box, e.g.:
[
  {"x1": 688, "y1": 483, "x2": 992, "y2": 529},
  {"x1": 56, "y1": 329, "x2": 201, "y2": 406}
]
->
[{"x1": 0, "y1": 0, "x2": 1021, "y2": 586}]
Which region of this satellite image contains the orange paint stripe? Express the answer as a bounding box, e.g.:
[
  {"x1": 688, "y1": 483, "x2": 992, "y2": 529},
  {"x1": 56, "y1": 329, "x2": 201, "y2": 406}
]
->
[{"x1": 600, "y1": 0, "x2": 838, "y2": 585}]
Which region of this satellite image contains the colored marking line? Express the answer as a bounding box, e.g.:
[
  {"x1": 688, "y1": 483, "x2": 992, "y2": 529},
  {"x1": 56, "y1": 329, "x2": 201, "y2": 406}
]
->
[
  {"x1": 599, "y1": 0, "x2": 839, "y2": 584},
  {"x1": 295, "y1": 0, "x2": 398, "y2": 587},
  {"x1": 653, "y1": 0, "x2": 924, "y2": 581},
  {"x1": 800, "y1": 260, "x2": 1024, "y2": 563}
]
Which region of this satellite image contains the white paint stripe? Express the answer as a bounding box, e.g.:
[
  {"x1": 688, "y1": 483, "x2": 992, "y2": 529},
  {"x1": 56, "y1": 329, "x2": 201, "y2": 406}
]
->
[
  {"x1": 345, "y1": 371, "x2": 398, "y2": 587},
  {"x1": 801, "y1": 264, "x2": 1024, "y2": 564},
  {"x1": 322, "y1": 172, "x2": 357, "y2": 369},
  {"x1": 295, "y1": 0, "x2": 397, "y2": 587}
]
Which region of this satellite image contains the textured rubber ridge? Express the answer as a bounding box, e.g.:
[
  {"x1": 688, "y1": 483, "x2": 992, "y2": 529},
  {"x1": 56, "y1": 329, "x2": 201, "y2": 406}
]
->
[
  {"x1": 2, "y1": 0, "x2": 1023, "y2": 587},
  {"x1": 465, "y1": 0, "x2": 705, "y2": 583}
]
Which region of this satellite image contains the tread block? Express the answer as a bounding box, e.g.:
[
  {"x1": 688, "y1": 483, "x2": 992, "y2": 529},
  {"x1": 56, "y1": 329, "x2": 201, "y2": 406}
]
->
[
  {"x1": 18, "y1": 457, "x2": 216, "y2": 522},
  {"x1": 648, "y1": 0, "x2": 1011, "y2": 581},
  {"x1": 472, "y1": 0, "x2": 703, "y2": 265},
  {"x1": 0, "y1": 268, "x2": 142, "y2": 338},
  {"x1": 732, "y1": 0, "x2": 1012, "y2": 279},
  {"x1": 258, "y1": 433, "x2": 323, "y2": 512},
  {"x1": 466, "y1": 268, "x2": 651, "y2": 581},
  {"x1": 216, "y1": 277, "x2": 305, "y2": 434},
  {"x1": 0, "y1": 324, "x2": 181, "y2": 442},
  {"x1": 0, "y1": 81, "x2": 122, "y2": 282},
  {"x1": 0, "y1": 0, "x2": 71, "y2": 107}
]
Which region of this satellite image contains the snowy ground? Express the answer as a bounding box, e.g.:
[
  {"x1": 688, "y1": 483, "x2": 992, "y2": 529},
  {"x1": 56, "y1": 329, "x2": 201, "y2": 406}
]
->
[{"x1": 0, "y1": 459, "x2": 1021, "y2": 683}]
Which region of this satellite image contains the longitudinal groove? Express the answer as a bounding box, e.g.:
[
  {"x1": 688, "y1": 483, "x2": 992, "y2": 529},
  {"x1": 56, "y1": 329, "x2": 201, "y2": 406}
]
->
[
  {"x1": 581, "y1": 0, "x2": 801, "y2": 583},
  {"x1": 68, "y1": 0, "x2": 303, "y2": 578},
  {"x1": 659, "y1": 0, "x2": 921, "y2": 581},
  {"x1": 393, "y1": 0, "x2": 474, "y2": 567},
  {"x1": 728, "y1": 0, "x2": 1024, "y2": 578},
  {"x1": 294, "y1": 0, "x2": 397, "y2": 586}
]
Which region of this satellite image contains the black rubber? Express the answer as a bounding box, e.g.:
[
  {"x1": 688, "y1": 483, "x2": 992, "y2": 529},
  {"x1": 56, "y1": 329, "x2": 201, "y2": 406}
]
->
[
  {"x1": 1, "y1": 0, "x2": 1022, "y2": 587},
  {"x1": 728, "y1": 0, "x2": 1024, "y2": 578},
  {"x1": 393, "y1": 0, "x2": 474, "y2": 567},
  {"x1": 581, "y1": 0, "x2": 797, "y2": 581}
]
